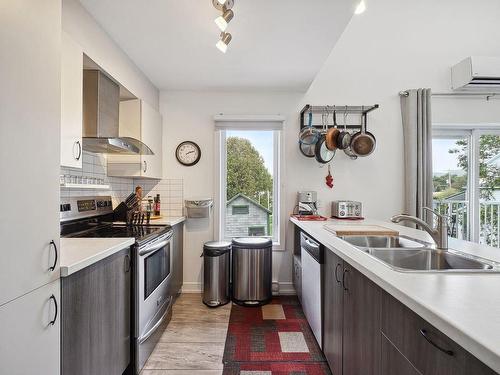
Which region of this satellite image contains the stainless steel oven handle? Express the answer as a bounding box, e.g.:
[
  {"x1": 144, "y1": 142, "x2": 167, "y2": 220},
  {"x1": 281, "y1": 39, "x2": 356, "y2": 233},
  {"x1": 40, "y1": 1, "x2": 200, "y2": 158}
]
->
[
  {"x1": 138, "y1": 305, "x2": 170, "y2": 344},
  {"x1": 139, "y1": 239, "x2": 170, "y2": 256}
]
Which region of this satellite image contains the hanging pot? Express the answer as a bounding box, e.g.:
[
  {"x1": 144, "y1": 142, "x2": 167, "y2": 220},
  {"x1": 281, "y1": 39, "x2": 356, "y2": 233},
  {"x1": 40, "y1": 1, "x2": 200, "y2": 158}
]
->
[
  {"x1": 315, "y1": 111, "x2": 335, "y2": 164},
  {"x1": 350, "y1": 107, "x2": 376, "y2": 157},
  {"x1": 299, "y1": 111, "x2": 318, "y2": 158},
  {"x1": 325, "y1": 110, "x2": 340, "y2": 151},
  {"x1": 336, "y1": 107, "x2": 351, "y2": 150}
]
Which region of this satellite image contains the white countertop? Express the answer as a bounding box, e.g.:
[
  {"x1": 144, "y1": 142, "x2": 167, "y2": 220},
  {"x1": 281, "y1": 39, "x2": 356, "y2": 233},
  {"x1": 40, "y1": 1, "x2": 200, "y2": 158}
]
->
[
  {"x1": 60, "y1": 238, "x2": 135, "y2": 277},
  {"x1": 150, "y1": 216, "x2": 185, "y2": 226},
  {"x1": 291, "y1": 217, "x2": 500, "y2": 373}
]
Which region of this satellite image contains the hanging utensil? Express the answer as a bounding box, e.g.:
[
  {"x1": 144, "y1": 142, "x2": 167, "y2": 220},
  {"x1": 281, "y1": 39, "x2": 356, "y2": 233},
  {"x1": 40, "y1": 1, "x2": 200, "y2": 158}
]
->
[
  {"x1": 299, "y1": 111, "x2": 318, "y2": 158},
  {"x1": 325, "y1": 108, "x2": 340, "y2": 151},
  {"x1": 325, "y1": 164, "x2": 334, "y2": 188},
  {"x1": 336, "y1": 106, "x2": 351, "y2": 150},
  {"x1": 351, "y1": 106, "x2": 376, "y2": 157},
  {"x1": 315, "y1": 109, "x2": 335, "y2": 164}
]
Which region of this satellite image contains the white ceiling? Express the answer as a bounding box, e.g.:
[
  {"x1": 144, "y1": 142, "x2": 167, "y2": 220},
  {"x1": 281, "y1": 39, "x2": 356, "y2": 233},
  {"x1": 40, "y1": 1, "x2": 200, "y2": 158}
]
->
[{"x1": 78, "y1": 0, "x2": 357, "y2": 92}]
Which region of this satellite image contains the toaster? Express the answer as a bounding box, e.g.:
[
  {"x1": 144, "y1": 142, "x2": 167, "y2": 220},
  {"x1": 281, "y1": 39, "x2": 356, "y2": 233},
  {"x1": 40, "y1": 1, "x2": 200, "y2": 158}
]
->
[{"x1": 332, "y1": 201, "x2": 362, "y2": 219}]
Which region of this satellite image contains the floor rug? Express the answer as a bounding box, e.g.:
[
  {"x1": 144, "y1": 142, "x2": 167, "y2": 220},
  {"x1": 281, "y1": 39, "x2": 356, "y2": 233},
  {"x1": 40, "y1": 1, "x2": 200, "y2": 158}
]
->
[
  {"x1": 223, "y1": 296, "x2": 328, "y2": 369},
  {"x1": 222, "y1": 361, "x2": 332, "y2": 375}
]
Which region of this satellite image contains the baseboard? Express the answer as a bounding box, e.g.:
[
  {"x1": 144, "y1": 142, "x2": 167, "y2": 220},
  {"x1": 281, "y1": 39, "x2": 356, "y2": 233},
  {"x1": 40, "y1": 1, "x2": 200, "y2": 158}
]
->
[{"x1": 181, "y1": 281, "x2": 296, "y2": 295}]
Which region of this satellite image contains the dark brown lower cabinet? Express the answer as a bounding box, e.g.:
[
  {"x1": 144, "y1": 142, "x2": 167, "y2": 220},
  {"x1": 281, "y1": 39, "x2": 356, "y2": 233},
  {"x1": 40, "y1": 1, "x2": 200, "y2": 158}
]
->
[
  {"x1": 381, "y1": 291, "x2": 497, "y2": 375},
  {"x1": 381, "y1": 333, "x2": 421, "y2": 375},
  {"x1": 61, "y1": 248, "x2": 131, "y2": 375},
  {"x1": 324, "y1": 251, "x2": 381, "y2": 375}
]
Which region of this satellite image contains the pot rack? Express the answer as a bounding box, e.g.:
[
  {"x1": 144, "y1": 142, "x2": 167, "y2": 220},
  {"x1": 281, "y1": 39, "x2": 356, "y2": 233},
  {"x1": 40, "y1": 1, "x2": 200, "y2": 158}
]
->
[{"x1": 299, "y1": 104, "x2": 379, "y2": 130}]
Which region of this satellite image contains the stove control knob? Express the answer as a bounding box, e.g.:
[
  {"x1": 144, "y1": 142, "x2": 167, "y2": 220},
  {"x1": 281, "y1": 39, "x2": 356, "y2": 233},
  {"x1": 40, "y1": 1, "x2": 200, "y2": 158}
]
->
[{"x1": 339, "y1": 211, "x2": 345, "y2": 216}]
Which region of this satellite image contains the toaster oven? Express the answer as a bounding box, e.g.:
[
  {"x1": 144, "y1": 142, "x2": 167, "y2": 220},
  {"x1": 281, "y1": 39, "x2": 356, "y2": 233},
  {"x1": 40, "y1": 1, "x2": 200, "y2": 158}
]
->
[{"x1": 332, "y1": 201, "x2": 362, "y2": 219}]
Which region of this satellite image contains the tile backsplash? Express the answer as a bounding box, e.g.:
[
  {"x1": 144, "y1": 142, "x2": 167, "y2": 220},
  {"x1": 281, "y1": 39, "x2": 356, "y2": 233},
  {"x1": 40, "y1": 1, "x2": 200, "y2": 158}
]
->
[{"x1": 61, "y1": 151, "x2": 184, "y2": 217}]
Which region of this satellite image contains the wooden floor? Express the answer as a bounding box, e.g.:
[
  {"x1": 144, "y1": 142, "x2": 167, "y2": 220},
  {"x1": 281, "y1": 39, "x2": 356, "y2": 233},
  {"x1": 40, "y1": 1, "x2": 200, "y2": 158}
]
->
[{"x1": 141, "y1": 293, "x2": 231, "y2": 375}]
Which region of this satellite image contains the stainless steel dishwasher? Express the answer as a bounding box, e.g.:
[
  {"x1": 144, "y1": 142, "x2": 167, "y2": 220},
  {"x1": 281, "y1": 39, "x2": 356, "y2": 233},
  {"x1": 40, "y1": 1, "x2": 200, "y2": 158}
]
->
[{"x1": 300, "y1": 232, "x2": 324, "y2": 348}]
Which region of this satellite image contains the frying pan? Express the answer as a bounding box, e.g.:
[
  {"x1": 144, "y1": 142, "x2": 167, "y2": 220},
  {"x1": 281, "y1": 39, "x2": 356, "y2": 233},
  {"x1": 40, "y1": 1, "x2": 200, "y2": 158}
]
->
[
  {"x1": 350, "y1": 109, "x2": 376, "y2": 157},
  {"x1": 336, "y1": 108, "x2": 351, "y2": 150},
  {"x1": 325, "y1": 110, "x2": 340, "y2": 151},
  {"x1": 315, "y1": 111, "x2": 336, "y2": 164}
]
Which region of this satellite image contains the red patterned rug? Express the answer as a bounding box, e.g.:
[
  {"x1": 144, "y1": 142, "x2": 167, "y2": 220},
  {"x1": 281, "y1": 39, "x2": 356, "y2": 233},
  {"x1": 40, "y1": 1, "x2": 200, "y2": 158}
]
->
[{"x1": 222, "y1": 296, "x2": 330, "y2": 374}]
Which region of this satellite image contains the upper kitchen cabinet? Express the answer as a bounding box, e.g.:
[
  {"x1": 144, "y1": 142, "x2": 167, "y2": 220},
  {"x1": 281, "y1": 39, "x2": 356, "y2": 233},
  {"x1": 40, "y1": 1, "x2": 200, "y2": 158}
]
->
[
  {"x1": 0, "y1": 0, "x2": 61, "y2": 306},
  {"x1": 107, "y1": 99, "x2": 163, "y2": 179},
  {"x1": 61, "y1": 32, "x2": 83, "y2": 168}
]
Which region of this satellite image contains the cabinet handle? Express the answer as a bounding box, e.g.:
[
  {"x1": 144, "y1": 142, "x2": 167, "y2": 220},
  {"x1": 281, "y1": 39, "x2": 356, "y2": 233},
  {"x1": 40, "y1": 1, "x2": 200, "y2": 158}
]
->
[
  {"x1": 73, "y1": 140, "x2": 82, "y2": 161},
  {"x1": 342, "y1": 268, "x2": 350, "y2": 291},
  {"x1": 48, "y1": 240, "x2": 58, "y2": 272},
  {"x1": 124, "y1": 254, "x2": 131, "y2": 273},
  {"x1": 143, "y1": 160, "x2": 147, "y2": 173},
  {"x1": 49, "y1": 294, "x2": 58, "y2": 326},
  {"x1": 420, "y1": 329, "x2": 454, "y2": 356},
  {"x1": 334, "y1": 263, "x2": 342, "y2": 283}
]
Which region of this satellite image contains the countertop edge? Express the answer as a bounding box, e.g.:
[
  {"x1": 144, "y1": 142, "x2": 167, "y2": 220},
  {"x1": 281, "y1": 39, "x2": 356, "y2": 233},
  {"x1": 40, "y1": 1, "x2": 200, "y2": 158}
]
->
[
  {"x1": 60, "y1": 238, "x2": 135, "y2": 277},
  {"x1": 290, "y1": 217, "x2": 500, "y2": 373}
]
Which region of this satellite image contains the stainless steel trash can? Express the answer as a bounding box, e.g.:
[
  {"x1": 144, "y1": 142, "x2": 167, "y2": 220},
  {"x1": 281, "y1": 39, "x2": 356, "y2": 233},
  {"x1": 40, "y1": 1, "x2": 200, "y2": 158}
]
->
[
  {"x1": 202, "y1": 241, "x2": 231, "y2": 307},
  {"x1": 231, "y1": 237, "x2": 273, "y2": 306}
]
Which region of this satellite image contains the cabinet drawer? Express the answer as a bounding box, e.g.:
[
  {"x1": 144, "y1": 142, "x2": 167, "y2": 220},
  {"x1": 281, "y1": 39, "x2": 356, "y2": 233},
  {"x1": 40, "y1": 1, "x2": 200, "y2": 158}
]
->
[
  {"x1": 381, "y1": 333, "x2": 421, "y2": 375},
  {"x1": 381, "y1": 292, "x2": 497, "y2": 375}
]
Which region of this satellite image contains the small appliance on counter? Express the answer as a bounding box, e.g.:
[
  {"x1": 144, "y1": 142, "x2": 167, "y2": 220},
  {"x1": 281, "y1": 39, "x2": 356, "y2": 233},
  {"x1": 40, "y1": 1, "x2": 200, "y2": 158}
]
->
[
  {"x1": 332, "y1": 200, "x2": 363, "y2": 219},
  {"x1": 293, "y1": 191, "x2": 328, "y2": 221}
]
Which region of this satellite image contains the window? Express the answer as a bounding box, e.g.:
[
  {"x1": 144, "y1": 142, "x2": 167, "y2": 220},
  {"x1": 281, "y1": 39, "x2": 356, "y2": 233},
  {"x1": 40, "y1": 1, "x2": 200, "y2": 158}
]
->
[
  {"x1": 215, "y1": 116, "x2": 283, "y2": 246},
  {"x1": 248, "y1": 226, "x2": 266, "y2": 236},
  {"x1": 232, "y1": 205, "x2": 249, "y2": 215},
  {"x1": 432, "y1": 128, "x2": 500, "y2": 248}
]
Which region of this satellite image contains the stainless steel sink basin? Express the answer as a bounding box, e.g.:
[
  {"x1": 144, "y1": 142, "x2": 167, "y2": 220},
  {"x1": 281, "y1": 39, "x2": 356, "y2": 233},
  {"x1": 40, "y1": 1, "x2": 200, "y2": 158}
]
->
[
  {"x1": 340, "y1": 235, "x2": 500, "y2": 272},
  {"x1": 341, "y1": 235, "x2": 428, "y2": 249},
  {"x1": 363, "y1": 248, "x2": 496, "y2": 271}
]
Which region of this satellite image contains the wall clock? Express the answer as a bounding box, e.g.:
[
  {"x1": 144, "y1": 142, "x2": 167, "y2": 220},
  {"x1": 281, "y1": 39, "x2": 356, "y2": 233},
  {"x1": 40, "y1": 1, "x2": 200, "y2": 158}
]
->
[{"x1": 175, "y1": 141, "x2": 201, "y2": 166}]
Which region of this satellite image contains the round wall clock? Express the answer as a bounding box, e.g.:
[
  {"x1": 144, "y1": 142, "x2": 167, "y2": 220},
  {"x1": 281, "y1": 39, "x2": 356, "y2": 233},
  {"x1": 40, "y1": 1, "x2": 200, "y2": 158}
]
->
[{"x1": 175, "y1": 141, "x2": 201, "y2": 166}]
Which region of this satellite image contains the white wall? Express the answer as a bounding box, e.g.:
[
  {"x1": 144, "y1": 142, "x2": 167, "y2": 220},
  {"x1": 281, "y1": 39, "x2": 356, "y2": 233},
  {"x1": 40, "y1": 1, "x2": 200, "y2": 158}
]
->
[
  {"x1": 160, "y1": 91, "x2": 303, "y2": 292},
  {"x1": 62, "y1": 0, "x2": 159, "y2": 110}
]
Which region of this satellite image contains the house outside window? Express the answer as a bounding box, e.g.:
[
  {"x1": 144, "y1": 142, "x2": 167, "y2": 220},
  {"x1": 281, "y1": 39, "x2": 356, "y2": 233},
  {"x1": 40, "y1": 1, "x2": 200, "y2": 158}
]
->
[
  {"x1": 432, "y1": 128, "x2": 500, "y2": 248},
  {"x1": 215, "y1": 115, "x2": 284, "y2": 248}
]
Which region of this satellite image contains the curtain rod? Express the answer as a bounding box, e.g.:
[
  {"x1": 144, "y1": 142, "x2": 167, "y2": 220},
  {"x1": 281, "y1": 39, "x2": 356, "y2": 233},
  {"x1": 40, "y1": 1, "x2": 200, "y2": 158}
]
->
[{"x1": 399, "y1": 90, "x2": 498, "y2": 100}]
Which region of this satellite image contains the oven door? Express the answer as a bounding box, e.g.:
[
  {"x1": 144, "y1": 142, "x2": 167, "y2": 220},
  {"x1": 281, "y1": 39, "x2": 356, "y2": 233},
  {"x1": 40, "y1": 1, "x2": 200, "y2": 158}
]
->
[{"x1": 136, "y1": 231, "x2": 174, "y2": 372}]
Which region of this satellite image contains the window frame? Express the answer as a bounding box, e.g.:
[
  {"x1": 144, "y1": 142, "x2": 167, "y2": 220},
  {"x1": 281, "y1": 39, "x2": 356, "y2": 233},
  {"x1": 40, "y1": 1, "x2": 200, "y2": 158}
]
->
[
  {"x1": 433, "y1": 123, "x2": 500, "y2": 243},
  {"x1": 215, "y1": 125, "x2": 284, "y2": 250}
]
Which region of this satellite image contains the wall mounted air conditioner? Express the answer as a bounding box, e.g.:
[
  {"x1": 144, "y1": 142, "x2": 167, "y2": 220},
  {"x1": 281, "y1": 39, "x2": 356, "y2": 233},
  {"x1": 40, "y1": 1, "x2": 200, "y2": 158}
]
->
[{"x1": 451, "y1": 57, "x2": 500, "y2": 91}]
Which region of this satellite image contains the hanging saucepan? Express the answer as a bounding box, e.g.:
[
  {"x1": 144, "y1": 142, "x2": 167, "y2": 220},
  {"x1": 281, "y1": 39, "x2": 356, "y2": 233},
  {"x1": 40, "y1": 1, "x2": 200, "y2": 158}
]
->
[
  {"x1": 336, "y1": 106, "x2": 351, "y2": 150},
  {"x1": 325, "y1": 108, "x2": 339, "y2": 151},
  {"x1": 315, "y1": 111, "x2": 336, "y2": 164},
  {"x1": 350, "y1": 107, "x2": 376, "y2": 157},
  {"x1": 299, "y1": 111, "x2": 319, "y2": 158}
]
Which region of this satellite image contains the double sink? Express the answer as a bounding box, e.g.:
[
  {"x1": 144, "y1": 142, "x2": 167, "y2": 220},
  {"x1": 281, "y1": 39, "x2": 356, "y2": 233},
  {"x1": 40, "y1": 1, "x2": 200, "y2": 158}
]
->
[{"x1": 341, "y1": 235, "x2": 500, "y2": 272}]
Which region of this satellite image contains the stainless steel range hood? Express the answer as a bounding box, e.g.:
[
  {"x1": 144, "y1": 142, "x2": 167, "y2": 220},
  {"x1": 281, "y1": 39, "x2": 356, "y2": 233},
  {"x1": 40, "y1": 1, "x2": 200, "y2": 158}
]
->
[{"x1": 82, "y1": 70, "x2": 153, "y2": 155}]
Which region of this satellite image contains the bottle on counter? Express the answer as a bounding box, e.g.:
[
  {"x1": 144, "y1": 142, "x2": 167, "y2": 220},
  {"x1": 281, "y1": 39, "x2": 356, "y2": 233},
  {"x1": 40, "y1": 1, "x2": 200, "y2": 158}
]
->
[
  {"x1": 146, "y1": 196, "x2": 153, "y2": 214},
  {"x1": 154, "y1": 194, "x2": 161, "y2": 216}
]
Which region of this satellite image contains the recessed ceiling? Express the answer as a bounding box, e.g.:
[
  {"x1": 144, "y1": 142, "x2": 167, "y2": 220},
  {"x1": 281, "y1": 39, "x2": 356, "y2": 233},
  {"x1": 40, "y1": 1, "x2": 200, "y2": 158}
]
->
[{"x1": 78, "y1": 0, "x2": 357, "y2": 92}]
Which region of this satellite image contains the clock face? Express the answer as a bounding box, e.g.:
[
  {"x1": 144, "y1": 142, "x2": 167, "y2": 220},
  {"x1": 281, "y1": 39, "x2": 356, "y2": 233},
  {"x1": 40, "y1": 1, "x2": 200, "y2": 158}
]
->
[{"x1": 176, "y1": 141, "x2": 201, "y2": 166}]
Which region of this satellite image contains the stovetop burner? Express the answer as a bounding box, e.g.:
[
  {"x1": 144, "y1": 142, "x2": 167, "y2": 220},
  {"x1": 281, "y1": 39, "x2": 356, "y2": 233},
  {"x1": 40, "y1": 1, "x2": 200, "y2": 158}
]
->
[{"x1": 63, "y1": 224, "x2": 165, "y2": 239}]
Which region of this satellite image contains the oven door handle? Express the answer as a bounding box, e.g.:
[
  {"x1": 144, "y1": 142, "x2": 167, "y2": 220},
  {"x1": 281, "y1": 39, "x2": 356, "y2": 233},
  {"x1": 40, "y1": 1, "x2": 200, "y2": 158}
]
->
[
  {"x1": 138, "y1": 306, "x2": 170, "y2": 344},
  {"x1": 139, "y1": 238, "x2": 171, "y2": 257}
]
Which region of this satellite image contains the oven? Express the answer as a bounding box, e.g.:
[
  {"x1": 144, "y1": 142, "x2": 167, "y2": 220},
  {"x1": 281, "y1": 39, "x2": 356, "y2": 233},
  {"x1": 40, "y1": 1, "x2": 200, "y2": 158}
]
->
[{"x1": 135, "y1": 229, "x2": 174, "y2": 373}]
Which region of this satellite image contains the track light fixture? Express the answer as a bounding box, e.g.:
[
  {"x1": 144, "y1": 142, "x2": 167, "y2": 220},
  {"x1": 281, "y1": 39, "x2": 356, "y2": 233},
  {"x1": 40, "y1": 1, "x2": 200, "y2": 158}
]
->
[
  {"x1": 215, "y1": 8, "x2": 234, "y2": 31},
  {"x1": 354, "y1": 0, "x2": 366, "y2": 14},
  {"x1": 212, "y1": 0, "x2": 235, "y2": 52},
  {"x1": 216, "y1": 32, "x2": 232, "y2": 53}
]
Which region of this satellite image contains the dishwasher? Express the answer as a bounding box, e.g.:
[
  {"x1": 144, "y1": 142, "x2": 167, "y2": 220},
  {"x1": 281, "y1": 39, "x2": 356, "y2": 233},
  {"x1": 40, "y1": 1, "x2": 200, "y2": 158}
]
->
[{"x1": 300, "y1": 232, "x2": 324, "y2": 348}]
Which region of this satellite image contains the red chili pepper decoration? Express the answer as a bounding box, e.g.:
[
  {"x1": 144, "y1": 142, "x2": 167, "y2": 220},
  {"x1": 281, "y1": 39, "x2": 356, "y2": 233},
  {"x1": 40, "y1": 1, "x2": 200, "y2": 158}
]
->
[{"x1": 326, "y1": 164, "x2": 333, "y2": 188}]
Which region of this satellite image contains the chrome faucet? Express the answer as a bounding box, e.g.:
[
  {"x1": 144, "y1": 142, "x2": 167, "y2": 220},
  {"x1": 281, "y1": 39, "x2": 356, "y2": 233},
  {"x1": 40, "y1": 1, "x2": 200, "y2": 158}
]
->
[{"x1": 391, "y1": 207, "x2": 448, "y2": 250}]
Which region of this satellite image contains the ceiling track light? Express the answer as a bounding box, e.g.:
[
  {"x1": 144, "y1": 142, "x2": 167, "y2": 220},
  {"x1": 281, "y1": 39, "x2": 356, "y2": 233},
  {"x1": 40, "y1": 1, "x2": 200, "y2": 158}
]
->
[
  {"x1": 216, "y1": 32, "x2": 232, "y2": 53},
  {"x1": 212, "y1": 0, "x2": 234, "y2": 12},
  {"x1": 215, "y1": 8, "x2": 234, "y2": 31},
  {"x1": 354, "y1": 0, "x2": 366, "y2": 14}
]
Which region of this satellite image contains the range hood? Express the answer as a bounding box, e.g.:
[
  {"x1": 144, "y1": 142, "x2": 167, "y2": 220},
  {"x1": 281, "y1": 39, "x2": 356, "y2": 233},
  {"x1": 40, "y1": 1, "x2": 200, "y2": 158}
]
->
[{"x1": 82, "y1": 70, "x2": 153, "y2": 155}]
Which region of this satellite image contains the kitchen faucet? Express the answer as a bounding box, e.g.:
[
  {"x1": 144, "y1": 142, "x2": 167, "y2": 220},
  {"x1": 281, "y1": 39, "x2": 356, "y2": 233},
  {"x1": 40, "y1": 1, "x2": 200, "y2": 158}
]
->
[{"x1": 391, "y1": 207, "x2": 448, "y2": 250}]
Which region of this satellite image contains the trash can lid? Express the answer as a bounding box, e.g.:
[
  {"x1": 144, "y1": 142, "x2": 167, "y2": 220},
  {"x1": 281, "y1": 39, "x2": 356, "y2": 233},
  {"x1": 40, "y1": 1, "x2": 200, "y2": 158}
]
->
[
  {"x1": 232, "y1": 237, "x2": 273, "y2": 249},
  {"x1": 204, "y1": 241, "x2": 232, "y2": 251}
]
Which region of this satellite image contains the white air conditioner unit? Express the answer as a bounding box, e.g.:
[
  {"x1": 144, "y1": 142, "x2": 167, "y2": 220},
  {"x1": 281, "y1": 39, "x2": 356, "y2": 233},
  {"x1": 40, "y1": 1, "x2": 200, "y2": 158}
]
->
[{"x1": 451, "y1": 56, "x2": 500, "y2": 91}]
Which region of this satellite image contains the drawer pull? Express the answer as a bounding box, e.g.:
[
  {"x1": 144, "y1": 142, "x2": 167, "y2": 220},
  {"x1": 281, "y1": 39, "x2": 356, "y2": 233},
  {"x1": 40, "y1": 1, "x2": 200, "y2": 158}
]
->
[
  {"x1": 48, "y1": 240, "x2": 58, "y2": 272},
  {"x1": 420, "y1": 329, "x2": 454, "y2": 356},
  {"x1": 334, "y1": 263, "x2": 342, "y2": 283},
  {"x1": 342, "y1": 268, "x2": 350, "y2": 291},
  {"x1": 49, "y1": 294, "x2": 58, "y2": 326}
]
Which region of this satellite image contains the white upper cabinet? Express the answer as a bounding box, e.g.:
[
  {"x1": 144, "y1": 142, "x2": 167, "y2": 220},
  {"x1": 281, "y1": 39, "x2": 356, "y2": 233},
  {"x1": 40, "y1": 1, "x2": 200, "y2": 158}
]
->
[
  {"x1": 0, "y1": 0, "x2": 61, "y2": 306},
  {"x1": 61, "y1": 32, "x2": 83, "y2": 168},
  {"x1": 108, "y1": 99, "x2": 163, "y2": 179}
]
